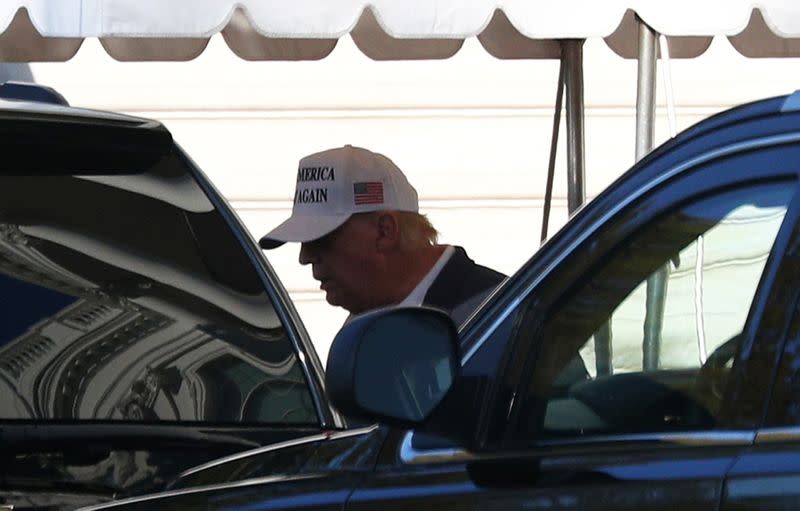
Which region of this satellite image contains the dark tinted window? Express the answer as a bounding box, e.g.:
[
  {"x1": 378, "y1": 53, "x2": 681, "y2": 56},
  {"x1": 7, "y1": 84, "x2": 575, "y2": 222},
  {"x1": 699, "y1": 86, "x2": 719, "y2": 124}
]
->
[
  {"x1": 765, "y1": 284, "x2": 800, "y2": 428},
  {"x1": 0, "y1": 147, "x2": 317, "y2": 425},
  {"x1": 514, "y1": 183, "x2": 793, "y2": 443}
]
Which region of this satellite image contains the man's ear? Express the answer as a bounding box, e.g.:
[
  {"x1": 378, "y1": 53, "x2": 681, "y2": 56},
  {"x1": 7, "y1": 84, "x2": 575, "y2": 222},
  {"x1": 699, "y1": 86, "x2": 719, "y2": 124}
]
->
[{"x1": 375, "y1": 212, "x2": 401, "y2": 252}]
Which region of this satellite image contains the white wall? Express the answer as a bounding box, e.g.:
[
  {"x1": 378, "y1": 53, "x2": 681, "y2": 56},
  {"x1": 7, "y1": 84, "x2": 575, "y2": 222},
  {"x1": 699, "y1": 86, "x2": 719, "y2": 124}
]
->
[{"x1": 25, "y1": 35, "x2": 800, "y2": 363}]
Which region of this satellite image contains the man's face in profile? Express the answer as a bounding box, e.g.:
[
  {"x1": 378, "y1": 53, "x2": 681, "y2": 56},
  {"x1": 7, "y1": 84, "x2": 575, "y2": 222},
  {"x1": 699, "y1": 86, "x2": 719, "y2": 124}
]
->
[{"x1": 299, "y1": 213, "x2": 382, "y2": 314}]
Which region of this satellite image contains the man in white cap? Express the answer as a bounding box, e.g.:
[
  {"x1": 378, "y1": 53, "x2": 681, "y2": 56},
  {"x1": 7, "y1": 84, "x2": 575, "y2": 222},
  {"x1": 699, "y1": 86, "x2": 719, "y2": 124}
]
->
[{"x1": 260, "y1": 145, "x2": 505, "y2": 326}]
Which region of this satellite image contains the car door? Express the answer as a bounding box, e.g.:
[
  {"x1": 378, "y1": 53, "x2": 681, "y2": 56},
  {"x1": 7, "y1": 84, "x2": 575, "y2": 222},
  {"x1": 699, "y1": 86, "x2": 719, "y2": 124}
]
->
[
  {"x1": 0, "y1": 117, "x2": 341, "y2": 508},
  {"x1": 344, "y1": 141, "x2": 800, "y2": 510},
  {"x1": 493, "y1": 180, "x2": 797, "y2": 511}
]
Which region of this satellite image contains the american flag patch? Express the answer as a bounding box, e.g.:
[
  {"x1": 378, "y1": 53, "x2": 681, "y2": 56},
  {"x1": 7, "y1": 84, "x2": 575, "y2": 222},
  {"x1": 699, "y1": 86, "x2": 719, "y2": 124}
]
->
[{"x1": 353, "y1": 181, "x2": 384, "y2": 205}]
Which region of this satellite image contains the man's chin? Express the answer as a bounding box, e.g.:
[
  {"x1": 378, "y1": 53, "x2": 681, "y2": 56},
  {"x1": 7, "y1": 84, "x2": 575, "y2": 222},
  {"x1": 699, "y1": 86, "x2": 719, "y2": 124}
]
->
[
  {"x1": 324, "y1": 292, "x2": 363, "y2": 315},
  {"x1": 324, "y1": 291, "x2": 346, "y2": 309}
]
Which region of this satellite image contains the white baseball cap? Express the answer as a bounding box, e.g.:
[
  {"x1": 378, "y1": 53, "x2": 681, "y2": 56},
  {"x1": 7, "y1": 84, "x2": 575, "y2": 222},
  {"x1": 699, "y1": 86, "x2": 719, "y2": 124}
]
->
[{"x1": 259, "y1": 145, "x2": 419, "y2": 249}]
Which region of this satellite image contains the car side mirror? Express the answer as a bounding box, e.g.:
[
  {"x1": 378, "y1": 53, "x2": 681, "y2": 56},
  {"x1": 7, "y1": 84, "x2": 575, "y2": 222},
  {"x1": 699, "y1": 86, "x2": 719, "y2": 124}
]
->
[{"x1": 325, "y1": 307, "x2": 461, "y2": 426}]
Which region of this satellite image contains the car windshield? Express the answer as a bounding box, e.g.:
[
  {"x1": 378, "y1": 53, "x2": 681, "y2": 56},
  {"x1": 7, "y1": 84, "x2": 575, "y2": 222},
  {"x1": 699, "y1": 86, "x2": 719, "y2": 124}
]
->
[{"x1": 0, "y1": 140, "x2": 317, "y2": 426}]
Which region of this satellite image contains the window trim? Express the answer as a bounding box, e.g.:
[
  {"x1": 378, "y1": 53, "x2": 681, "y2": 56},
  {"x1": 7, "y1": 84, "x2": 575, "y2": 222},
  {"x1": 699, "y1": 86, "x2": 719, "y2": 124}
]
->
[
  {"x1": 756, "y1": 426, "x2": 800, "y2": 444},
  {"x1": 400, "y1": 429, "x2": 755, "y2": 465}
]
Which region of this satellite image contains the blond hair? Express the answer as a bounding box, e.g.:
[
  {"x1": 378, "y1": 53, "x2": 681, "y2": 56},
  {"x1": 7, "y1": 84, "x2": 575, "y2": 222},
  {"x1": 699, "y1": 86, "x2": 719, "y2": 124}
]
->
[{"x1": 396, "y1": 211, "x2": 438, "y2": 247}]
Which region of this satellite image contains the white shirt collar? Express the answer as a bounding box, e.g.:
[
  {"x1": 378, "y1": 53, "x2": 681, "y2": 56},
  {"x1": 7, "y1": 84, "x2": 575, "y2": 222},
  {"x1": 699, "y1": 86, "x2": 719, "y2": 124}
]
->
[{"x1": 397, "y1": 245, "x2": 455, "y2": 307}]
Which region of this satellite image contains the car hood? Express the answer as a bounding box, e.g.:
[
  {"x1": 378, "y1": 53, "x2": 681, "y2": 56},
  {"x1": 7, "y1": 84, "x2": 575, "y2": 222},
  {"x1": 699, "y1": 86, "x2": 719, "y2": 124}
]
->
[
  {"x1": 75, "y1": 471, "x2": 363, "y2": 511},
  {"x1": 70, "y1": 425, "x2": 386, "y2": 511},
  {"x1": 0, "y1": 424, "x2": 330, "y2": 511}
]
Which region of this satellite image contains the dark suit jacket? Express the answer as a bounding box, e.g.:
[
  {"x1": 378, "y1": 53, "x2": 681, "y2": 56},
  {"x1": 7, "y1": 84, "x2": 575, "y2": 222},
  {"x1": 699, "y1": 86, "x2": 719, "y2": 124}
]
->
[{"x1": 422, "y1": 246, "x2": 506, "y2": 327}]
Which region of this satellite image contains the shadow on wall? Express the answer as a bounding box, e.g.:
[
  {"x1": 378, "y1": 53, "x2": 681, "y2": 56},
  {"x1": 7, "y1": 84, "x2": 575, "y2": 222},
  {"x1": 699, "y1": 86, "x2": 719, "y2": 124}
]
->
[{"x1": 0, "y1": 63, "x2": 33, "y2": 82}]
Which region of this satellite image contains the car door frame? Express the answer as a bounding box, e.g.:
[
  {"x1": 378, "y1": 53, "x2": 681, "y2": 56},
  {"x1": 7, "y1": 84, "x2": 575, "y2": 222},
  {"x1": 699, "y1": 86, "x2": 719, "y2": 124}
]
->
[
  {"x1": 179, "y1": 145, "x2": 345, "y2": 429},
  {"x1": 398, "y1": 129, "x2": 800, "y2": 463}
]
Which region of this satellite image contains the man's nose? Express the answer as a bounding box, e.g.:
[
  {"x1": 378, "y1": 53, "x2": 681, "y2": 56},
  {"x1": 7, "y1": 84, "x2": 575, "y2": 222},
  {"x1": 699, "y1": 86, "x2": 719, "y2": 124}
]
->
[{"x1": 299, "y1": 242, "x2": 317, "y2": 265}]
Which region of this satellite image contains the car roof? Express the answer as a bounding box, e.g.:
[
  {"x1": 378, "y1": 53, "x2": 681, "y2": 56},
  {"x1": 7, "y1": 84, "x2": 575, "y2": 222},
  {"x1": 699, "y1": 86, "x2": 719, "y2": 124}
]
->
[
  {"x1": 643, "y1": 89, "x2": 799, "y2": 163},
  {"x1": 672, "y1": 90, "x2": 799, "y2": 142},
  {"x1": 0, "y1": 96, "x2": 162, "y2": 128}
]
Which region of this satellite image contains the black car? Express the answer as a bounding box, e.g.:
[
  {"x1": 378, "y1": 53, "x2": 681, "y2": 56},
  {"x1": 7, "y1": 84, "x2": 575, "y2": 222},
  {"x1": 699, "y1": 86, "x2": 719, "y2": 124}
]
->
[
  {"x1": 0, "y1": 82, "x2": 349, "y2": 510},
  {"x1": 78, "y1": 89, "x2": 800, "y2": 511}
]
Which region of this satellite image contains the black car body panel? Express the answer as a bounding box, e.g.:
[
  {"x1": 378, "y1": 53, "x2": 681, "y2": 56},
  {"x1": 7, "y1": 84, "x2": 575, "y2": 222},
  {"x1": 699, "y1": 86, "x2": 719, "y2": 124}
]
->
[{"x1": 0, "y1": 94, "x2": 345, "y2": 509}]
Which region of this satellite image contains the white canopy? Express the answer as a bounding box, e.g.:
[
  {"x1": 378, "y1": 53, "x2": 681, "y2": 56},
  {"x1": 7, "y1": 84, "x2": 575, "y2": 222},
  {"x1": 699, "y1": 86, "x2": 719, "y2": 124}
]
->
[{"x1": 1, "y1": 0, "x2": 799, "y2": 62}]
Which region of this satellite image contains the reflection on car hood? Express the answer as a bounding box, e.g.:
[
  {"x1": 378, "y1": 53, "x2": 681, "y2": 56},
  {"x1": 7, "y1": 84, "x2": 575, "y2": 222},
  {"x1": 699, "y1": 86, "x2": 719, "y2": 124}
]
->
[
  {"x1": 0, "y1": 424, "x2": 327, "y2": 503},
  {"x1": 77, "y1": 472, "x2": 329, "y2": 511},
  {"x1": 169, "y1": 424, "x2": 384, "y2": 490},
  {"x1": 0, "y1": 488, "x2": 114, "y2": 511}
]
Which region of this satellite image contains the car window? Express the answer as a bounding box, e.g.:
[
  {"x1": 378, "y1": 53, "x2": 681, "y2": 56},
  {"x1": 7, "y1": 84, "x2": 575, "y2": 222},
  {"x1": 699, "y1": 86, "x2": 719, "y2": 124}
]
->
[
  {"x1": 514, "y1": 182, "x2": 794, "y2": 443},
  {"x1": 0, "y1": 148, "x2": 318, "y2": 425}
]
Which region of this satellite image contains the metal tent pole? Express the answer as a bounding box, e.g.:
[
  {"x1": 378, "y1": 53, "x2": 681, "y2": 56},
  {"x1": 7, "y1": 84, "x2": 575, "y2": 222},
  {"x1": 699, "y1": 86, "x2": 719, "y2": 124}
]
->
[
  {"x1": 636, "y1": 17, "x2": 668, "y2": 371},
  {"x1": 540, "y1": 56, "x2": 566, "y2": 244},
  {"x1": 635, "y1": 20, "x2": 657, "y2": 160},
  {"x1": 561, "y1": 39, "x2": 616, "y2": 375},
  {"x1": 563, "y1": 40, "x2": 586, "y2": 214}
]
